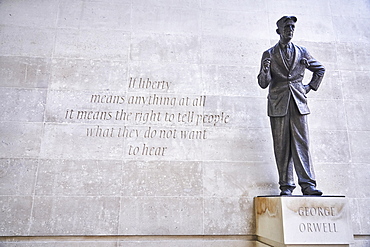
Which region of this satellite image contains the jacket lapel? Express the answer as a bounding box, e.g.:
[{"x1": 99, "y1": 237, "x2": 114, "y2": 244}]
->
[
  {"x1": 290, "y1": 43, "x2": 300, "y2": 71},
  {"x1": 272, "y1": 43, "x2": 289, "y2": 72}
]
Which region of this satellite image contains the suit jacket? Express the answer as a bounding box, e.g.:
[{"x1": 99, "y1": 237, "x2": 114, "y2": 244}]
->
[{"x1": 258, "y1": 42, "x2": 325, "y2": 117}]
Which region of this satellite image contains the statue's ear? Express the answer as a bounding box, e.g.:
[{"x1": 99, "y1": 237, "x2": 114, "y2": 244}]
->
[{"x1": 276, "y1": 28, "x2": 280, "y2": 34}]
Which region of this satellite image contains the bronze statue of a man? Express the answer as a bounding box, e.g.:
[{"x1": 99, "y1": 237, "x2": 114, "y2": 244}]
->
[{"x1": 258, "y1": 16, "x2": 325, "y2": 196}]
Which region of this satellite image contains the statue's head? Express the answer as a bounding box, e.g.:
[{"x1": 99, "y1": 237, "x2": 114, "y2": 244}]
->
[{"x1": 276, "y1": 16, "x2": 297, "y2": 42}]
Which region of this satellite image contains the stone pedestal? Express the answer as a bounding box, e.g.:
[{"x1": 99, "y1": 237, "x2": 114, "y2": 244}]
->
[{"x1": 254, "y1": 196, "x2": 353, "y2": 247}]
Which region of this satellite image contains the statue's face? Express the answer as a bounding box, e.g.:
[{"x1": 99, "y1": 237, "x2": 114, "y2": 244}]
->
[{"x1": 278, "y1": 20, "x2": 295, "y2": 40}]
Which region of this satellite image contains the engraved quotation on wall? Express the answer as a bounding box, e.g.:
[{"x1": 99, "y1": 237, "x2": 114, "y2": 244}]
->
[{"x1": 62, "y1": 77, "x2": 231, "y2": 156}]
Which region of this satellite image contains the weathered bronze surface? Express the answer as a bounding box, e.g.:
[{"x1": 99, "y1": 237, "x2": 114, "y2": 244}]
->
[{"x1": 258, "y1": 16, "x2": 325, "y2": 196}]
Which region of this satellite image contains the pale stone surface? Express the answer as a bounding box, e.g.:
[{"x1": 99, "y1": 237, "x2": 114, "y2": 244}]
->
[
  {"x1": 348, "y1": 131, "x2": 370, "y2": 163},
  {"x1": 202, "y1": 127, "x2": 274, "y2": 162},
  {"x1": 132, "y1": 5, "x2": 200, "y2": 34},
  {"x1": 0, "y1": 0, "x2": 59, "y2": 28},
  {"x1": 204, "y1": 197, "x2": 254, "y2": 234},
  {"x1": 0, "y1": 88, "x2": 46, "y2": 122},
  {"x1": 202, "y1": 9, "x2": 269, "y2": 39},
  {"x1": 0, "y1": 122, "x2": 43, "y2": 158},
  {"x1": 129, "y1": 62, "x2": 202, "y2": 94},
  {"x1": 0, "y1": 0, "x2": 369, "y2": 246},
  {"x1": 202, "y1": 36, "x2": 269, "y2": 66},
  {"x1": 308, "y1": 100, "x2": 347, "y2": 130},
  {"x1": 50, "y1": 59, "x2": 127, "y2": 91},
  {"x1": 255, "y1": 196, "x2": 353, "y2": 246},
  {"x1": 0, "y1": 56, "x2": 50, "y2": 88},
  {"x1": 40, "y1": 123, "x2": 125, "y2": 160},
  {"x1": 202, "y1": 65, "x2": 263, "y2": 97},
  {"x1": 121, "y1": 161, "x2": 202, "y2": 196},
  {"x1": 203, "y1": 162, "x2": 278, "y2": 197},
  {"x1": 30, "y1": 196, "x2": 120, "y2": 235},
  {"x1": 310, "y1": 130, "x2": 351, "y2": 163},
  {"x1": 54, "y1": 29, "x2": 130, "y2": 60},
  {"x1": 57, "y1": 0, "x2": 131, "y2": 30},
  {"x1": 0, "y1": 26, "x2": 54, "y2": 57},
  {"x1": 119, "y1": 197, "x2": 203, "y2": 235},
  {"x1": 130, "y1": 33, "x2": 200, "y2": 63},
  {"x1": 0, "y1": 159, "x2": 38, "y2": 196},
  {"x1": 0, "y1": 196, "x2": 33, "y2": 236},
  {"x1": 35, "y1": 159, "x2": 122, "y2": 196}
]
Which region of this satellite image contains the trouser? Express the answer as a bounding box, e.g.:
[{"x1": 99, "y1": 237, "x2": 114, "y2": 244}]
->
[{"x1": 270, "y1": 99, "x2": 316, "y2": 191}]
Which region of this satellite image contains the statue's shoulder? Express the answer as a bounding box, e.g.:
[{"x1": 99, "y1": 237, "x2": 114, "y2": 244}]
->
[
  {"x1": 293, "y1": 43, "x2": 308, "y2": 53},
  {"x1": 263, "y1": 43, "x2": 279, "y2": 56}
]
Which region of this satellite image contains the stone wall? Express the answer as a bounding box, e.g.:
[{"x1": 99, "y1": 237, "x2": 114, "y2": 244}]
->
[{"x1": 0, "y1": 0, "x2": 369, "y2": 246}]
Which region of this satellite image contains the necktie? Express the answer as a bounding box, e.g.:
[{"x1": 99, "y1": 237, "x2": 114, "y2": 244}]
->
[{"x1": 285, "y1": 44, "x2": 291, "y2": 59}]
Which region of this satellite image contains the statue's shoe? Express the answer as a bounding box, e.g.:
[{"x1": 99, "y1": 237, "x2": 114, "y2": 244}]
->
[{"x1": 302, "y1": 186, "x2": 323, "y2": 196}]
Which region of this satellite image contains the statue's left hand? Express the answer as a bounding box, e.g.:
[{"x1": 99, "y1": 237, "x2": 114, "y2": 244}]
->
[{"x1": 304, "y1": 84, "x2": 311, "y2": 94}]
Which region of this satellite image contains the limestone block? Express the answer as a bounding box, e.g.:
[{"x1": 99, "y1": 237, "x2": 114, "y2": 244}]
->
[
  {"x1": 348, "y1": 131, "x2": 370, "y2": 163},
  {"x1": 129, "y1": 62, "x2": 202, "y2": 94},
  {"x1": 0, "y1": 122, "x2": 43, "y2": 158},
  {"x1": 345, "y1": 101, "x2": 370, "y2": 131},
  {"x1": 45, "y1": 89, "x2": 125, "y2": 123},
  {"x1": 0, "y1": 159, "x2": 38, "y2": 196},
  {"x1": 342, "y1": 71, "x2": 370, "y2": 101},
  {"x1": 297, "y1": 41, "x2": 338, "y2": 71},
  {"x1": 267, "y1": 0, "x2": 331, "y2": 17},
  {"x1": 333, "y1": 16, "x2": 369, "y2": 43},
  {"x1": 204, "y1": 197, "x2": 254, "y2": 234},
  {"x1": 308, "y1": 99, "x2": 347, "y2": 131},
  {"x1": 130, "y1": 33, "x2": 200, "y2": 63},
  {"x1": 202, "y1": 65, "x2": 263, "y2": 97},
  {"x1": 0, "y1": 243, "x2": 118, "y2": 247},
  {"x1": 0, "y1": 196, "x2": 33, "y2": 236},
  {"x1": 204, "y1": 95, "x2": 272, "y2": 129},
  {"x1": 0, "y1": 0, "x2": 59, "y2": 27},
  {"x1": 255, "y1": 196, "x2": 353, "y2": 246},
  {"x1": 0, "y1": 26, "x2": 54, "y2": 57},
  {"x1": 351, "y1": 198, "x2": 370, "y2": 234},
  {"x1": 58, "y1": 0, "x2": 131, "y2": 30},
  {"x1": 330, "y1": 0, "x2": 370, "y2": 17},
  {"x1": 296, "y1": 15, "x2": 336, "y2": 43},
  {"x1": 124, "y1": 128, "x2": 204, "y2": 161},
  {"x1": 35, "y1": 159, "x2": 122, "y2": 196},
  {"x1": 119, "y1": 197, "x2": 203, "y2": 235},
  {"x1": 314, "y1": 163, "x2": 354, "y2": 196},
  {"x1": 352, "y1": 42, "x2": 370, "y2": 71},
  {"x1": 203, "y1": 240, "x2": 256, "y2": 247},
  {"x1": 336, "y1": 43, "x2": 358, "y2": 71},
  {"x1": 351, "y1": 164, "x2": 370, "y2": 198},
  {"x1": 40, "y1": 123, "x2": 125, "y2": 160},
  {"x1": 0, "y1": 56, "x2": 50, "y2": 88},
  {"x1": 54, "y1": 29, "x2": 130, "y2": 60},
  {"x1": 118, "y1": 239, "x2": 256, "y2": 247},
  {"x1": 202, "y1": 9, "x2": 269, "y2": 39},
  {"x1": 202, "y1": 127, "x2": 274, "y2": 162},
  {"x1": 310, "y1": 130, "x2": 351, "y2": 163},
  {"x1": 203, "y1": 161, "x2": 278, "y2": 198},
  {"x1": 202, "y1": 36, "x2": 270, "y2": 66},
  {"x1": 267, "y1": 14, "x2": 335, "y2": 43},
  {"x1": 132, "y1": 0, "x2": 199, "y2": 8},
  {"x1": 50, "y1": 59, "x2": 127, "y2": 91},
  {"x1": 30, "y1": 196, "x2": 120, "y2": 235},
  {"x1": 132, "y1": 5, "x2": 200, "y2": 34},
  {"x1": 121, "y1": 161, "x2": 202, "y2": 196},
  {"x1": 305, "y1": 70, "x2": 342, "y2": 100},
  {"x1": 118, "y1": 241, "x2": 203, "y2": 247},
  {"x1": 0, "y1": 88, "x2": 46, "y2": 122},
  {"x1": 202, "y1": 0, "x2": 265, "y2": 12}
]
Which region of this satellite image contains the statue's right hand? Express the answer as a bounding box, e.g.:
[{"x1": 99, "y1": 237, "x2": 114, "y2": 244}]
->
[{"x1": 263, "y1": 58, "x2": 271, "y2": 72}]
